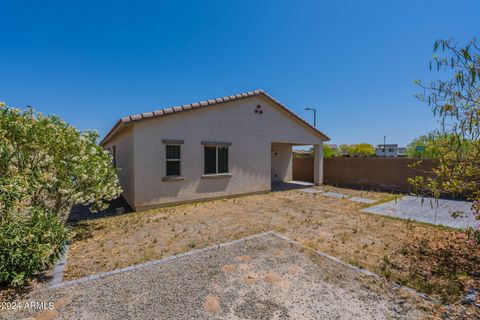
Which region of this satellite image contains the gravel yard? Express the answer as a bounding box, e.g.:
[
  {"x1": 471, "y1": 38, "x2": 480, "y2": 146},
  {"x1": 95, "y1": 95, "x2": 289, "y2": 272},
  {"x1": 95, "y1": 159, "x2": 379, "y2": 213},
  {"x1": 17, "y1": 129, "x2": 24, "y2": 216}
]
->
[
  {"x1": 1, "y1": 233, "x2": 429, "y2": 320},
  {"x1": 4, "y1": 186, "x2": 478, "y2": 319},
  {"x1": 58, "y1": 186, "x2": 479, "y2": 313}
]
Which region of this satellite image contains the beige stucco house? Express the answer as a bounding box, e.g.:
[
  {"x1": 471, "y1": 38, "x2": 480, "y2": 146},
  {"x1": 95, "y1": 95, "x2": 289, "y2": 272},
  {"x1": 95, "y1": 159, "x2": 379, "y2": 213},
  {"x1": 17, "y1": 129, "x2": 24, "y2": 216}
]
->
[{"x1": 100, "y1": 90, "x2": 329, "y2": 211}]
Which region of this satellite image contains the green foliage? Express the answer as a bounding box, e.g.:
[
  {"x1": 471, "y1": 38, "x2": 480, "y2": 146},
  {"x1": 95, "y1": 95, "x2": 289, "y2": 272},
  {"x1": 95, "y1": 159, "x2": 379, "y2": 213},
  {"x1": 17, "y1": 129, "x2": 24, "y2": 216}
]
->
[
  {"x1": 323, "y1": 144, "x2": 337, "y2": 158},
  {"x1": 0, "y1": 104, "x2": 122, "y2": 215},
  {"x1": 0, "y1": 207, "x2": 70, "y2": 286},
  {"x1": 406, "y1": 131, "x2": 475, "y2": 159},
  {"x1": 338, "y1": 144, "x2": 349, "y2": 156},
  {"x1": 413, "y1": 38, "x2": 480, "y2": 244},
  {"x1": 0, "y1": 103, "x2": 121, "y2": 286},
  {"x1": 338, "y1": 143, "x2": 375, "y2": 157}
]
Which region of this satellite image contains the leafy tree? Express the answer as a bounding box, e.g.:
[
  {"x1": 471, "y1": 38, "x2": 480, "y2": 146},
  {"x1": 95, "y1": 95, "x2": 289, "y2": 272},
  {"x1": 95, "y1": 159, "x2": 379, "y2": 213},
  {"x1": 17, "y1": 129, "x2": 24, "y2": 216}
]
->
[
  {"x1": 407, "y1": 132, "x2": 439, "y2": 158},
  {"x1": 349, "y1": 143, "x2": 375, "y2": 157},
  {"x1": 338, "y1": 144, "x2": 350, "y2": 156},
  {"x1": 338, "y1": 143, "x2": 375, "y2": 157},
  {"x1": 0, "y1": 103, "x2": 121, "y2": 285},
  {"x1": 0, "y1": 104, "x2": 121, "y2": 215},
  {"x1": 323, "y1": 144, "x2": 337, "y2": 158},
  {"x1": 407, "y1": 131, "x2": 476, "y2": 159},
  {"x1": 411, "y1": 38, "x2": 480, "y2": 245}
]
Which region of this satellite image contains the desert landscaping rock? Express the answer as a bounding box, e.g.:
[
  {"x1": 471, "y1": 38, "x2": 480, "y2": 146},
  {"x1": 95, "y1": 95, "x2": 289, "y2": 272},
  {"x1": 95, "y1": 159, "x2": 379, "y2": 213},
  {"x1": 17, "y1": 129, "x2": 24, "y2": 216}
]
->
[
  {"x1": 3, "y1": 233, "x2": 428, "y2": 320},
  {"x1": 222, "y1": 264, "x2": 236, "y2": 273},
  {"x1": 203, "y1": 295, "x2": 220, "y2": 314}
]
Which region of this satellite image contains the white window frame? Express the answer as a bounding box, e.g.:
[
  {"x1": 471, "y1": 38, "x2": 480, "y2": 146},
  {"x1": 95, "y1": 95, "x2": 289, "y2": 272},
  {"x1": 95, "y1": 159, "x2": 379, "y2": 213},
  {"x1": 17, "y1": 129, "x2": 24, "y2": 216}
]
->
[{"x1": 204, "y1": 145, "x2": 229, "y2": 174}]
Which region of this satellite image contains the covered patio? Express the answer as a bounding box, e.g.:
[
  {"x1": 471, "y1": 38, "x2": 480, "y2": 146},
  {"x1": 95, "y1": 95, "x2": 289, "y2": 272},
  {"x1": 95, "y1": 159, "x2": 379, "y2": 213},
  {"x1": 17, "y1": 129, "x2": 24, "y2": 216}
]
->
[{"x1": 270, "y1": 142, "x2": 322, "y2": 191}]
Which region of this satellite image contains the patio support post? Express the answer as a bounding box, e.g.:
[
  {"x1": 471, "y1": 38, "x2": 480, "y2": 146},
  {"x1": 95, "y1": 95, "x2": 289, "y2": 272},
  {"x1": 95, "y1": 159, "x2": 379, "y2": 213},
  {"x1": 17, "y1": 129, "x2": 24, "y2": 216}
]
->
[{"x1": 313, "y1": 143, "x2": 323, "y2": 185}]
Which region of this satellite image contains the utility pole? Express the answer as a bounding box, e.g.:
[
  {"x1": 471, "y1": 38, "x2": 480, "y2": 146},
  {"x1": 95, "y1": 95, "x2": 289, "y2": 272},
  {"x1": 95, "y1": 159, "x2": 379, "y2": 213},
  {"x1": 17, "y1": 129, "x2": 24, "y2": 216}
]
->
[{"x1": 305, "y1": 107, "x2": 317, "y2": 127}]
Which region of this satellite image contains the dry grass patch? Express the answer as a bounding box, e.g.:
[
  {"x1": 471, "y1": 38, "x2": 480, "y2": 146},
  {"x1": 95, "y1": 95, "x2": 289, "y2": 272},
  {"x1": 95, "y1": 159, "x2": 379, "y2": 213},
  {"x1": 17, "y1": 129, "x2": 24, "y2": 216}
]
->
[{"x1": 65, "y1": 186, "x2": 478, "y2": 315}]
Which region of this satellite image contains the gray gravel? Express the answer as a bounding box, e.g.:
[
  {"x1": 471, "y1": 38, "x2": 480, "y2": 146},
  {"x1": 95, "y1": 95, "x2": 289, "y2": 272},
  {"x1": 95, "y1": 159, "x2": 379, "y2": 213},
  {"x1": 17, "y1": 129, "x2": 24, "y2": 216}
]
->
[{"x1": 3, "y1": 233, "x2": 427, "y2": 320}]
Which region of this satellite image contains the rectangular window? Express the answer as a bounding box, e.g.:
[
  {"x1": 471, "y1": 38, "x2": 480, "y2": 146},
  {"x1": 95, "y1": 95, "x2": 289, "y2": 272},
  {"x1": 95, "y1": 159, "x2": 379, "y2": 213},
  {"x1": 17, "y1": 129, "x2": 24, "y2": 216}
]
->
[
  {"x1": 204, "y1": 146, "x2": 229, "y2": 174},
  {"x1": 204, "y1": 146, "x2": 217, "y2": 174},
  {"x1": 112, "y1": 146, "x2": 116, "y2": 167},
  {"x1": 166, "y1": 145, "x2": 181, "y2": 176},
  {"x1": 217, "y1": 147, "x2": 228, "y2": 173}
]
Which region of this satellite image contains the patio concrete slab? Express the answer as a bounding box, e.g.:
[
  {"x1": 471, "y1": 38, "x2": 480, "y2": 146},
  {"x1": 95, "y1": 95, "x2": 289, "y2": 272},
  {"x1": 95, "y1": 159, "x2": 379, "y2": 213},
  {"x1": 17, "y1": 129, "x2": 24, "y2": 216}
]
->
[
  {"x1": 4, "y1": 233, "x2": 426, "y2": 320},
  {"x1": 362, "y1": 196, "x2": 479, "y2": 229},
  {"x1": 349, "y1": 197, "x2": 377, "y2": 204},
  {"x1": 298, "y1": 188, "x2": 323, "y2": 194},
  {"x1": 320, "y1": 191, "x2": 349, "y2": 199}
]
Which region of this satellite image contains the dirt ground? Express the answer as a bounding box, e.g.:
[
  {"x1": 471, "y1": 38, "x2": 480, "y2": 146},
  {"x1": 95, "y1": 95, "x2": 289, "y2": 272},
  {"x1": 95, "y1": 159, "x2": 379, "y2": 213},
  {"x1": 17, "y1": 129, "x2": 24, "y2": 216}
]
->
[
  {"x1": 1, "y1": 234, "x2": 431, "y2": 320},
  {"x1": 65, "y1": 186, "x2": 479, "y2": 318}
]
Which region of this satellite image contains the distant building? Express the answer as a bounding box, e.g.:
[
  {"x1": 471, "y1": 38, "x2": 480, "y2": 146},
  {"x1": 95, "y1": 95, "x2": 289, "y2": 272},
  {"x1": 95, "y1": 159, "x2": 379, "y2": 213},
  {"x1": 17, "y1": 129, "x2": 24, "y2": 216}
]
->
[
  {"x1": 327, "y1": 144, "x2": 338, "y2": 152},
  {"x1": 293, "y1": 149, "x2": 313, "y2": 158},
  {"x1": 375, "y1": 144, "x2": 407, "y2": 158}
]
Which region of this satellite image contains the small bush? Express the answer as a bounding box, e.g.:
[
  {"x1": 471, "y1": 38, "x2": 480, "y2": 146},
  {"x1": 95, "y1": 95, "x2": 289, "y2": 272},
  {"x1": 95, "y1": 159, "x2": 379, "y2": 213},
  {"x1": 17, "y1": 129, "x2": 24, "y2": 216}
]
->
[
  {"x1": 0, "y1": 103, "x2": 121, "y2": 288},
  {"x1": 0, "y1": 207, "x2": 70, "y2": 286}
]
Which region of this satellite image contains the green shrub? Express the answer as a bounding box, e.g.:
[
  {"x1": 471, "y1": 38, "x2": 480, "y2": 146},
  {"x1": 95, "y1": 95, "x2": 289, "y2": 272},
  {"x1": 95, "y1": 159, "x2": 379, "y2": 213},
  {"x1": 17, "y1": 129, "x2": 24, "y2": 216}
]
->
[
  {"x1": 0, "y1": 103, "x2": 121, "y2": 287},
  {"x1": 0, "y1": 207, "x2": 70, "y2": 286}
]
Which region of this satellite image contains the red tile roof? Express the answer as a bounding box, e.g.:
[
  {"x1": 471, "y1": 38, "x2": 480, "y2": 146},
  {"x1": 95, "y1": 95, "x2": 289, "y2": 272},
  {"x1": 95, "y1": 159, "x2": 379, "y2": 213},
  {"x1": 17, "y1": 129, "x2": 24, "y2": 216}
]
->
[{"x1": 100, "y1": 89, "x2": 330, "y2": 145}]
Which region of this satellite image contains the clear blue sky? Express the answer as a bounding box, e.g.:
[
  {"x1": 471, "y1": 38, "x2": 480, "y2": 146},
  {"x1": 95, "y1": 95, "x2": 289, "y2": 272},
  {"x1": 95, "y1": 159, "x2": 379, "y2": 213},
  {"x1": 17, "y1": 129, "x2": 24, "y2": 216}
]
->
[{"x1": 1, "y1": 1, "x2": 479, "y2": 146}]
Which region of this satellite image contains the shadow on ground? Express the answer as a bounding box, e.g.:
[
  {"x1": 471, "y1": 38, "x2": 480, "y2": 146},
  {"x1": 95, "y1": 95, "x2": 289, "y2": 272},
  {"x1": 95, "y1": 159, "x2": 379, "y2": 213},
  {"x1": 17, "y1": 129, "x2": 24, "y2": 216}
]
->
[
  {"x1": 270, "y1": 181, "x2": 314, "y2": 192},
  {"x1": 67, "y1": 196, "x2": 132, "y2": 222}
]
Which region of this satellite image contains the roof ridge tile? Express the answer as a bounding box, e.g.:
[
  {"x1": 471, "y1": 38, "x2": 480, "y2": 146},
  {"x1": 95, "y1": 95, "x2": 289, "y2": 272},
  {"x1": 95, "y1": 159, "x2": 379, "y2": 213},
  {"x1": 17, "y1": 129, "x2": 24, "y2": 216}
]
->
[{"x1": 101, "y1": 89, "x2": 330, "y2": 145}]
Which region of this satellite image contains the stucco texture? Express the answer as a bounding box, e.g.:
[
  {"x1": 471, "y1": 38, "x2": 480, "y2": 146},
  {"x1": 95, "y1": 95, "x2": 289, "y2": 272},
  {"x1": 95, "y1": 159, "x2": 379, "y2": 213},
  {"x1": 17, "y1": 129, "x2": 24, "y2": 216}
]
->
[
  {"x1": 103, "y1": 125, "x2": 135, "y2": 206},
  {"x1": 106, "y1": 95, "x2": 325, "y2": 210}
]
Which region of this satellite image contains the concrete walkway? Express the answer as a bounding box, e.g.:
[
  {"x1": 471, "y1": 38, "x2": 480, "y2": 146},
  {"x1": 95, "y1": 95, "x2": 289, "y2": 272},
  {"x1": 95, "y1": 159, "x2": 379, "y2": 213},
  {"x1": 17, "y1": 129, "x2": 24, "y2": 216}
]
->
[{"x1": 362, "y1": 196, "x2": 479, "y2": 229}]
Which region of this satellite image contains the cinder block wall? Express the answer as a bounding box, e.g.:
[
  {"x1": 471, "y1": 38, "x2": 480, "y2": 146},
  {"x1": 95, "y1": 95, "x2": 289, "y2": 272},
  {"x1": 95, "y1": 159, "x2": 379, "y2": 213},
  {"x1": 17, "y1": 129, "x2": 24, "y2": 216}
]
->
[{"x1": 323, "y1": 158, "x2": 435, "y2": 192}]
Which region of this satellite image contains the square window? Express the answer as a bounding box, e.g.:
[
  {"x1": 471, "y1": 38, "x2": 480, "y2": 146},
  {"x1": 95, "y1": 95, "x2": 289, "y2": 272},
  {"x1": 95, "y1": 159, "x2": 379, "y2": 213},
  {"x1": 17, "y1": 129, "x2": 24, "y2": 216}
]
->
[
  {"x1": 166, "y1": 160, "x2": 180, "y2": 176},
  {"x1": 166, "y1": 145, "x2": 180, "y2": 159},
  {"x1": 204, "y1": 146, "x2": 229, "y2": 174}
]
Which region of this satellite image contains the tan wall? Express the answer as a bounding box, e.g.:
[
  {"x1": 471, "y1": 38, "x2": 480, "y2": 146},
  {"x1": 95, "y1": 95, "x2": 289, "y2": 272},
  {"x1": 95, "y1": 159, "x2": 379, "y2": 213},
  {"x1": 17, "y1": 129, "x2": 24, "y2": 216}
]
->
[
  {"x1": 271, "y1": 143, "x2": 293, "y2": 182},
  {"x1": 103, "y1": 125, "x2": 135, "y2": 207},
  {"x1": 293, "y1": 157, "x2": 314, "y2": 182},
  {"x1": 323, "y1": 158, "x2": 435, "y2": 192},
  {"x1": 132, "y1": 95, "x2": 324, "y2": 209},
  {"x1": 314, "y1": 143, "x2": 324, "y2": 184}
]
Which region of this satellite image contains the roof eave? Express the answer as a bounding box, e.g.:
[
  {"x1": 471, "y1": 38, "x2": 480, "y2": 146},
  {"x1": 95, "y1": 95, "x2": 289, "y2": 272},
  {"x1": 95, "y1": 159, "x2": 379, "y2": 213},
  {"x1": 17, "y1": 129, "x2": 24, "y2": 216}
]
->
[
  {"x1": 99, "y1": 89, "x2": 330, "y2": 145},
  {"x1": 100, "y1": 120, "x2": 127, "y2": 146}
]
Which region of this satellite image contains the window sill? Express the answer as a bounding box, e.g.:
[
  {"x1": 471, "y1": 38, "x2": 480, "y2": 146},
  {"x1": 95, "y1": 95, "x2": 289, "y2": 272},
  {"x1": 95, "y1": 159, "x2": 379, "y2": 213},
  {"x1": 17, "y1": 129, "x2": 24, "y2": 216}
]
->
[
  {"x1": 162, "y1": 176, "x2": 185, "y2": 181},
  {"x1": 201, "y1": 173, "x2": 232, "y2": 179}
]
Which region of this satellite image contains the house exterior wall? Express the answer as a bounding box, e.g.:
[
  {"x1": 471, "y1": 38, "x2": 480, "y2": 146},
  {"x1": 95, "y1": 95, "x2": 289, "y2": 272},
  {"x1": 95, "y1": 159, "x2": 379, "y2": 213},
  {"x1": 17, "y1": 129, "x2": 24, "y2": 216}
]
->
[
  {"x1": 103, "y1": 125, "x2": 135, "y2": 207},
  {"x1": 131, "y1": 95, "x2": 324, "y2": 210},
  {"x1": 375, "y1": 146, "x2": 407, "y2": 157},
  {"x1": 271, "y1": 143, "x2": 292, "y2": 182}
]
